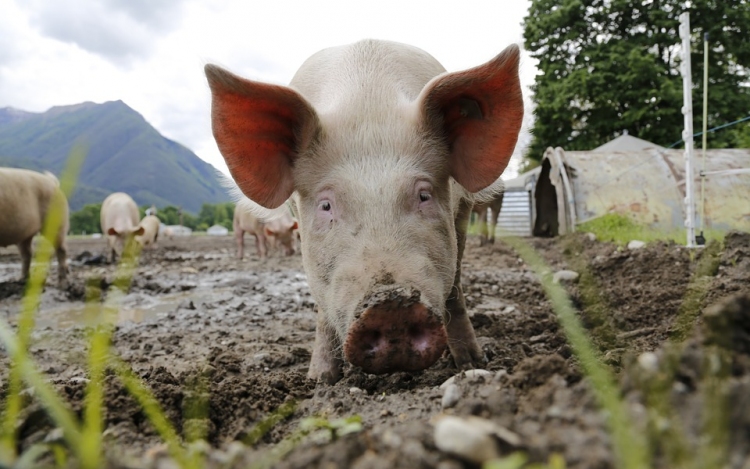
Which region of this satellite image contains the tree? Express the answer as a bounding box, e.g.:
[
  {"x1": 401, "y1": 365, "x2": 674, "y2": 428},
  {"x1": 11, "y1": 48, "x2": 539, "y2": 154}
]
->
[
  {"x1": 69, "y1": 203, "x2": 103, "y2": 234},
  {"x1": 523, "y1": 0, "x2": 750, "y2": 163}
]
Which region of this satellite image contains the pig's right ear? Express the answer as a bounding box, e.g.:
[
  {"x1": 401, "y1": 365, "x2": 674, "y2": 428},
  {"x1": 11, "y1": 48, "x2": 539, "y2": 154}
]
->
[{"x1": 205, "y1": 64, "x2": 320, "y2": 209}]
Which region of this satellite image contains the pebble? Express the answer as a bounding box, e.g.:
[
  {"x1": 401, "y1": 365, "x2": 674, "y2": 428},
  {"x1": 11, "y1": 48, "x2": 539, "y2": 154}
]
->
[
  {"x1": 627, "y1": 240, "x2": 646, "y2": 250},
  {"x1": 441, "y1": 384, "x2": 462, "y2": 409},
  {"x1": 439, "y1": 369, "x2": 493, "y2": 390},
  {"x1": 433, "y1": 415, "x2": 520, "y2": 464},
  {"x1": 553, "y1": 270, "x2": 579, "y2": 284},
  {"x1": 585, "y1": 232, "x2": 597, "y2": 241},
  {"x1": 180, "y1": 266, "x2": 199, "y2": 274},
  {"x1": 349, "y1": 387, "x2": 363, "y2": 395},
  {"x1": 637, "y1": 351, "x2": 659, "y2": 372}
]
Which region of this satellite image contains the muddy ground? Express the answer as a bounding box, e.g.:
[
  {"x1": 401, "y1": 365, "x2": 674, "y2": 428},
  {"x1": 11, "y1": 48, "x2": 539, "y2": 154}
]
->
[{"x1": 0, "y1": 230, "x2": 749, "y2": 468}]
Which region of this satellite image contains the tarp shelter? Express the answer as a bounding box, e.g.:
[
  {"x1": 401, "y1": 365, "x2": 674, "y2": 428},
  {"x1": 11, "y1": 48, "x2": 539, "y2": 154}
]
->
[
  {"x1": 207, "y1": 225, "x2": 229, "y2": 236},
  {"x1": 532, "y1": 138, "x2": 750, "y2": 236}
]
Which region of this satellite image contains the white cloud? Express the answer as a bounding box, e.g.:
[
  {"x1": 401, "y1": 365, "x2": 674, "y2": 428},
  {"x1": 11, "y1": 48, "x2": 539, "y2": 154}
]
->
[{"x1": 0, "y1": 0, "x2": 536, "y2": 178}]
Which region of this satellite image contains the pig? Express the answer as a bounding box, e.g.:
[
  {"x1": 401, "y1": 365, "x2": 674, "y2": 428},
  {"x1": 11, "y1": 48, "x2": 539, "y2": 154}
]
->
[
  {"x1": 0, "y1": 168, "x2": 69, "y2": 287},
  {"x1": 471, "y1": 191, "x2": 505, "y2": 246},
  {"x1": 206, "y1": 39, "x2": 523, "y2": 383},
  {"x1": 264, "y1": 212, "x2": 299, "y2": 257},
  {"x1": 233, "y1": 204, "x2": 298, "y2": 259},
  {"x1": 135, "y1": 215, "x2": 161, "y2": 248},
  {"x1": 100, "y1": 192, "x2": 144, "y2": 262}
]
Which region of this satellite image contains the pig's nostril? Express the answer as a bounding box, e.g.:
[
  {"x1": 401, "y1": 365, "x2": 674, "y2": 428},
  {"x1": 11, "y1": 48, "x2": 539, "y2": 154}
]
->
[{"x1": 361, "y1": 330, "x2": 383, "y2": 353}]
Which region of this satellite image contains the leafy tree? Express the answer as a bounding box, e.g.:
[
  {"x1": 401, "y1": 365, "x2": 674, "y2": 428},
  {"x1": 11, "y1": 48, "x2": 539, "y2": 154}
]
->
[
  {"x1": 69, "y1": 203, "x2": 102, "y2": 234},
  {"x1": 523, "y1": 0, "x2": 750, "y2": 163}
]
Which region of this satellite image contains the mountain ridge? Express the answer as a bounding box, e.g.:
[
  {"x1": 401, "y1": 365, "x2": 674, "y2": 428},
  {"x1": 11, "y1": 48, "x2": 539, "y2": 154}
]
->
[{"x1": 0, "y1": 100, "x2": 230, "y2": 212}]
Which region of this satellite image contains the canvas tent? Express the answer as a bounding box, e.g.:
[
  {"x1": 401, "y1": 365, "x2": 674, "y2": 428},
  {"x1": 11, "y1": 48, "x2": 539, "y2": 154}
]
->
[{"x1": 531, "y1": 138, "x2": 750, "y2": 236}]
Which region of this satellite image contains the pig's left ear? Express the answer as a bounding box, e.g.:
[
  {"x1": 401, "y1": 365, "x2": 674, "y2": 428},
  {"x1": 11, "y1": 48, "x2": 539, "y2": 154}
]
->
[
  {"x1": 418, "y1": 44, "x2": 523, "y2": 193},
  {"x1": 205, "y1": 64, "x2": 320, "y2": 209}
]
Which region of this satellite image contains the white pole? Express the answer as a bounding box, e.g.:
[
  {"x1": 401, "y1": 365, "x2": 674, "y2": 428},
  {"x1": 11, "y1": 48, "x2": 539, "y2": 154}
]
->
[
  {"x1": 699, "y1": 32, "x2": 709, "y2": 245},
  {"x1": 679, "y1": 12, "x2": 697, "y2": 248}
]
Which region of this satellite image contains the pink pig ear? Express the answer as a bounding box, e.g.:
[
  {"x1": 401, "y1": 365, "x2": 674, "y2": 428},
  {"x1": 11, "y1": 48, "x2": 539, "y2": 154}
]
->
[
  {"x1": 205, "y1": 64, "x2": 320, "y2": 209},
  {"x1": 418, "y1": 44, "x2": 524, "y2": 193}
]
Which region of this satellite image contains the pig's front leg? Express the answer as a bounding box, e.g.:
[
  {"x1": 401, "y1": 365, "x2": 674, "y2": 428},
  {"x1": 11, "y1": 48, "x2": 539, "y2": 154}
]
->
[
  {"x1": 308, "y1": 311, "x2": 344, "y2": 384},
  {"x1": 445, "y1": 199, "x2": 486, "y2": 369}
]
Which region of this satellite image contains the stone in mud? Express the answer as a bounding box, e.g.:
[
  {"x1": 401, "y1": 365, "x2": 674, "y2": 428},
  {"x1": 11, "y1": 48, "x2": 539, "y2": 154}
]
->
[
  {"x1": 627, "y1": 240, "x2": 646, "y2": 250},
  {"x1": 433, "y1": 415, "x2": 520, "y2": 464},
  {"x1": 439, "y1": 369, "x2": 493, "y2": 390},
  {"x1": 553, "y1": 270, "x2": 579, "y2": 284},
  {"x1": 441, "y1": 383, "x2": 462, "y2": 409}
]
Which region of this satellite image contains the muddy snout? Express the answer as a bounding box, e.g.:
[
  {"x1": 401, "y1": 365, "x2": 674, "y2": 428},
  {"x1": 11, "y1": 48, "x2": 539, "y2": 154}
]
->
[{"x1": 343, "y1": 287, "x2": 447, "y2": 374}]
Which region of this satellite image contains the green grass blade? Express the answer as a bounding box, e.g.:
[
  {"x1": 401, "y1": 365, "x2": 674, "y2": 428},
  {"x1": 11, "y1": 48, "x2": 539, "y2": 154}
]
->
[
  {"x1": 501, "y1": 236, "x2": 650, "y2": 469},
  {"x1": 110, "y1": 357, "x2": 189, "y2": 468},
  {"x1": 80, "y1": 238, "x2": 142, "y2": 469},
  {"x1": 0, "y1": 318, "x2": 82, "y2": 451}
]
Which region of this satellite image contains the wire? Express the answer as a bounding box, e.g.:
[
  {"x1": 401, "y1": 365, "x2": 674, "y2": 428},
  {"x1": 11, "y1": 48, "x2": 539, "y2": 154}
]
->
[{"x1": 667, "y1": 114, "x2": 750, "y2": 148}]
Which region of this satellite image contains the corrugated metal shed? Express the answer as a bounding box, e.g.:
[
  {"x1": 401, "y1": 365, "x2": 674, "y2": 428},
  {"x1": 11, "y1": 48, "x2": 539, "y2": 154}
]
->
[{"x1": 532, "y1": 146, "x2": 750, "y2": 236}]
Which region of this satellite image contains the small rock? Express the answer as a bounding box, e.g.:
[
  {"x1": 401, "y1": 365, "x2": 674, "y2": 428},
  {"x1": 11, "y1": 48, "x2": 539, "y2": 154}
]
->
[
  {"x1": 501, "y1": 306, "x2": 516, "y2": 314},
  {"x1": 380, "y1": 409, "x2": 392, "y2": 417},
  {"x1": 439, "y1": 369, "x2": 493, "y2": 390},
  {"x1": 493, "y1": 370, "x2": 508, "y2": 382},
  {"x1": 433, "y1": 415, "x2": 520, "y2": 464},
  {"x1": 349, "y1": 387, "x2": 363, "y2": 395},
  {"x1": 553, "y1": 270, "x2": 579, "y2": 284},
  {"x1": 585, "y1": 232, "x2": 597, "y2": 242},
  {"x1": 637, "y1": 351, "x2": 659, "y2": 373},
  {"x1": 180, "y1": 267, "x2": 199, "y2": 274},
  {"x1": 627, "y1": 240, "x2": 646, "y2": 250},
  {"x1": 441, "y1": 384, "x2": 462, "y2": 409}
]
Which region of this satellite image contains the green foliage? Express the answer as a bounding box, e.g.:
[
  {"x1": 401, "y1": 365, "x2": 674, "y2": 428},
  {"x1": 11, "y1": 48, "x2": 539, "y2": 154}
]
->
[
  {"x1": 197, "y1": 202, "x2": 235, "y2": 230},
  {"x1": 69, "y1": 203, "x2": 103, "y2": 234},
  {"x1": 69, "y1": 202, "x2": 235, "y2": 234},
  {"x1": 577, "y1": 213, "x2": 725, "y2": 245},
  {"x1": 523, "y1": 0, "x2": 750, "y2": 161},
  {"x1": 0, "y1": 100, "x2": 230, "y2": 212}
]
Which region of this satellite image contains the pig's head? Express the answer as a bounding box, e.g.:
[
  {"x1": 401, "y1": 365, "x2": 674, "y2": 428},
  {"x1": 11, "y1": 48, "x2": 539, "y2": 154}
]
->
[
  {"x1": 206, "y1": 42, "x2": 522, "y2": 375},
  {"x1": 264, "y1": 217, "x2": 299, "y2": 256}
]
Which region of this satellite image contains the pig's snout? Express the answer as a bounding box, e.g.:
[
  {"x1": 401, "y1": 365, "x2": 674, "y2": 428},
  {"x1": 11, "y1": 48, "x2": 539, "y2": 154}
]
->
[{"x1": 343, "y1": 288, "x2": 447, "y2": 374}]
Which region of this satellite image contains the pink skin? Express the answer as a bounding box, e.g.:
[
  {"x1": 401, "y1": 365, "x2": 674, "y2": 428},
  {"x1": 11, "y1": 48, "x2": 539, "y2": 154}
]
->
[{"x1": 205, "y1": 40, "x2": 523, "y2": 383}]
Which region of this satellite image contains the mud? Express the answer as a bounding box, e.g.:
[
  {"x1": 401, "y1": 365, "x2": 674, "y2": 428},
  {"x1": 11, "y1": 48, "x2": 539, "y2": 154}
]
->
[{"x1": 0, "y1": 231, "x2": 749, "y2": 468}]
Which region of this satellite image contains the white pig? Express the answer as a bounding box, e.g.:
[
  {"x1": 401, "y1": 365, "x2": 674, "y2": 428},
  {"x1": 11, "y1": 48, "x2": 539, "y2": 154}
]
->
[
  {"x1": 206, "y1": 40, "x2": 523, "y2": 383},
  {"x1": 100, "y1": 192, "x2": 144, "y2": 262},
  {"x1": 0, "y1": 168, "x2": 69, "y2": 287},
  {"x1": 233, "y1": 204, "x2": 297, "y2": 259},
  {"x1": 135, "y1": 215, "x2": 161, "y2": 248}
]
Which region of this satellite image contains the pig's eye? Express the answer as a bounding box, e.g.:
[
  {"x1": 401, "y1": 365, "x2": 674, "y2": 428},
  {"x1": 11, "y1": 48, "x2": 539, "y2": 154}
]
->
[
  {"x1": 319, "y1": 201, "x2": 332, "y2": 212},
  {"x1": 419, "y1": 191, "x2": 431, "y2": 203}
]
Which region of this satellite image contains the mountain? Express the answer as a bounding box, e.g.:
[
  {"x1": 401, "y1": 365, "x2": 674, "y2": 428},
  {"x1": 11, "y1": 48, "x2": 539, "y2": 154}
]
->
[{"x1": 0, "y1": 101, "x2": 231, "y2": 212}]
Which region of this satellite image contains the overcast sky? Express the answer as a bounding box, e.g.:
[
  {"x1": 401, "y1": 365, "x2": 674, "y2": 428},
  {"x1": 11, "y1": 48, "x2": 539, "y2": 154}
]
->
[{"x1": 0, "y1": 0, "x2": 537, "y2": 178}]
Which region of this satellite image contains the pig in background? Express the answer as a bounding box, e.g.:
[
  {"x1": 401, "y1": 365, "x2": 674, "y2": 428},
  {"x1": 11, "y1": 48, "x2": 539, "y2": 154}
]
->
[
  {"x1": 0, "y1": 167, "x2": 69, "y2": 287},
  {"x1": 233, "y1": 202, "x2": 298, "y2": 259},
  {"x1": 135, "y1": 215, "x2": 161, "y2": 248},
  {"x1": 471, "y1": 191, "x2": 505, "y2": 246},
  {"x1": 100, "y1": 192, "x2": 144, "y2": 263},
  {"x1": 207, "y1": 39, "x2": 523, "y2": 383}
]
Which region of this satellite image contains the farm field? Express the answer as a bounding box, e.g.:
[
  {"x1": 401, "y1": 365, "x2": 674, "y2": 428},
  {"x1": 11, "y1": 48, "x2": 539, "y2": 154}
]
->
[{"x1": 0, "y1": 231, "x2": 748, "y2": 468}]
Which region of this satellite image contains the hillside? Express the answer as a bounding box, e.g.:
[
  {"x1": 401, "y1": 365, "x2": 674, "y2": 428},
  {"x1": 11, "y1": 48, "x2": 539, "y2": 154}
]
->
[{"x1": 0, "y1": 101, "x2": 230, "y2": 212}]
